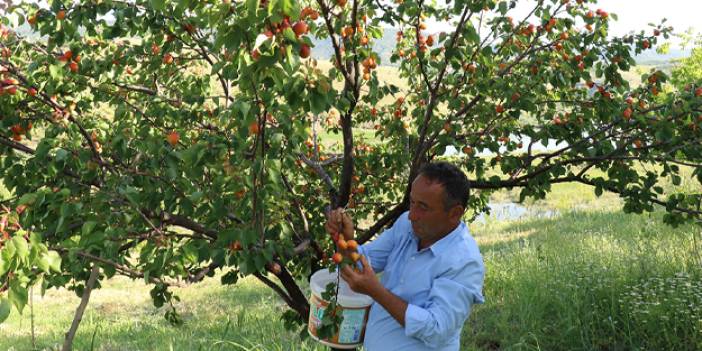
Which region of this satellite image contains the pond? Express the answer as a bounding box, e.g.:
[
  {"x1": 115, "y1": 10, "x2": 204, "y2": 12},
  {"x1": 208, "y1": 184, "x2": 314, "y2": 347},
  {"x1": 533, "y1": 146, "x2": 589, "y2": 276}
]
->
[
  {"x1": 474, "y1": 202, "x2": 558, "y2": 223},
  {"x1": 442, "y1": 136, "x2": 570, "y2": 157}
]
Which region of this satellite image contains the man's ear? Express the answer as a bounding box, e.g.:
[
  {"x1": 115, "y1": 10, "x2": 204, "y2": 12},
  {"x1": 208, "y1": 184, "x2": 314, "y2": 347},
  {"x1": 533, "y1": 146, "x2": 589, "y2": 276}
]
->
[{"x1": 449, "y1": 205, "x2": 465, "y2": 221}]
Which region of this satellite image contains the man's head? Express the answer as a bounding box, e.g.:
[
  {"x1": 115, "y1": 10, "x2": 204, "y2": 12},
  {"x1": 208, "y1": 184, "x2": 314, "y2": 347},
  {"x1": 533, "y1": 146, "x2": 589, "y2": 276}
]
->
[{"x1": 408, "y1": 162, "x2": 470, "y2": 247}]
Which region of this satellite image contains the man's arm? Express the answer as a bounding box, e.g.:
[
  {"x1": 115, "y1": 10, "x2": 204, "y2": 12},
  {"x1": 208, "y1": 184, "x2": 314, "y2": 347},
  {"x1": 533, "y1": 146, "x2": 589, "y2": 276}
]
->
[
  {"x1": 342, "y1": 255, "x2": 485, "y2": 348},
  {"x1": 402, "y1": 259, "x2": 484, "y2": 348},
  {"x1": 367, "y1": 280, "x2": 408, "y2": 326}
]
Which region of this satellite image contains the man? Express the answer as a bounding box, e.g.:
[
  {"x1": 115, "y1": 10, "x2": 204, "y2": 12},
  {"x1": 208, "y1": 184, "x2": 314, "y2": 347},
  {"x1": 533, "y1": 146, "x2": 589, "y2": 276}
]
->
[{"x1": 325, "y1": 161, "x2": 485, "y2": 350}]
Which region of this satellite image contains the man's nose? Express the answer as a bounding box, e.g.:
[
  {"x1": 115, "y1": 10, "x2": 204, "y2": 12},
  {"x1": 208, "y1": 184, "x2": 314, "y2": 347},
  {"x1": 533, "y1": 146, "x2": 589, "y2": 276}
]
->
[{"x1": 408, "y1": 209, "x2": 419, "y2": 222}]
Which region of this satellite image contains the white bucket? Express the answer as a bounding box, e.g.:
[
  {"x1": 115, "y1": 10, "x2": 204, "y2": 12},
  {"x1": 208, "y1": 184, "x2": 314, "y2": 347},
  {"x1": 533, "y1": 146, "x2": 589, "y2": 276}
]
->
[{"x1": 308, "y1": 268, "x2": 373, "y2": 349}]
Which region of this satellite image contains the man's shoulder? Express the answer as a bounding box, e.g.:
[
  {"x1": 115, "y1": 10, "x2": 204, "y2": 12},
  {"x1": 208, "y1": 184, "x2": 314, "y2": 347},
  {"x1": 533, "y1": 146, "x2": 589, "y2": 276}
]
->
[
  {"x1": 386, "y1": 211, "x2": 412, "y2": 238},
  {"x1": 363, "y1": 211, "x2": 412, "y2": 247},
  {"x1": 396, "y1": 210, "x2": 411, "y2": 225},
  {"x1": 458, "y1": 226, "x2": 481, "y2": 258},
  {"x1": 441, "y1": 224, "x2": 483, "y2": 267}
]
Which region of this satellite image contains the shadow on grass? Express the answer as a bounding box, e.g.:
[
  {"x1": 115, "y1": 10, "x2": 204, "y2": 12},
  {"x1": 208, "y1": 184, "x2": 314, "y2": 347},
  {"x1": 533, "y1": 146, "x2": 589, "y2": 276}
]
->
[
  {"x1": 476, "y1": 208, "x2": 694, "y2": 253},
  {"x1": 2, "y1": 277, "x2": 326, "y2": 351}
]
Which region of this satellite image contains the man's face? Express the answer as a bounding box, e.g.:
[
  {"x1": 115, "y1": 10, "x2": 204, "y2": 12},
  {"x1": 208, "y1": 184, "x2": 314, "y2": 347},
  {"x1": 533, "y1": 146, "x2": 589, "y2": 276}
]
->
[{"x1": 408, "y1": 175, "x2": 462, "y2": 242}]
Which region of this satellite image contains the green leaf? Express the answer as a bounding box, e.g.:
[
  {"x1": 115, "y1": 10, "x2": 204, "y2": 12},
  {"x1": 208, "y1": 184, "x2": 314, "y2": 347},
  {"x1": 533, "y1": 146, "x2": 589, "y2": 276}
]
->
[
  {"x1": 18, "y1": 193, "x2": 37, "y2": 206},
  {"x1": 309, "y1": 91, "x2": 327, "y2": 114},
  {"x1": 464, "y1": 25, "x2": 479, "y2": 44},
  {"x1": 221, "y1": 269, "x2": 239, "y2": 285},
  {"x1": 498, "y1": 1, "x2": 507, "y2": 15},
  {"x1": 149, "y1": 0, "x2": 166, "y2": 11},
  {"x1": 82, "y1": 221, "x2": 98, "y2": 236},
  {"x1": 177, "y1": 0, "x2": 192, "y2": 11},
  {"x1": 246, "y1": 0, "x2": 259, "y2": 21},
  {"x1": 0, "y1": 298, "x2": 11, "y2": 324},
  {"x1": 49, "y1": 65, "x2": 63, "y2": 80},
  {"x1": 189, "y1": 191, "x2": 204, "y2": 202},
  {"x1": 29, "y1": 232, "x2": 42, "y2": 246},
  {"x1": 55, "y1": 148, "x2": 69, "y2": 161},
  {"x1": 46, "y1": 251, "x2": 62, "y2": 272},
  {"x1": 222, "y1": 30, "x2": 243, "y2": 51},
  {"x1": 38, "y1": 255, "x2": 50, "y2": 273},
  {"x1": 281, "y1": 0, "x2": 299, "y2": 18},
  {"x1": 0, "y1": 256, "x2": 6, "y2": 276},
  {"x1": 121, "y1": 187, "x2": 141, "y2": 205},
  {"x1": 12, "y1": 236, "x2": 29, "y2": 261},
  {"x1": 8, "y1": 280, "x2": 27, "y2": 314},
  {"x1": 282, "y1": 28, "x2": 297, "y2": 43}
]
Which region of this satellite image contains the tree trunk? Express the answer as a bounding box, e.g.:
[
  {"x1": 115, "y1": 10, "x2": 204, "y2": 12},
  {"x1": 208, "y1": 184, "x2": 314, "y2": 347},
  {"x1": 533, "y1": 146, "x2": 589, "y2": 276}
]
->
[{"x1": 62, "y1": 264, "x2": 100, "y2": 351}]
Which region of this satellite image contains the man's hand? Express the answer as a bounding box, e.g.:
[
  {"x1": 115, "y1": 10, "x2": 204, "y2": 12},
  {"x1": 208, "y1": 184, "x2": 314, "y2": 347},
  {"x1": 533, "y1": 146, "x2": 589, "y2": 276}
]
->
[
  {"x1": 342, "y1": 255, "x2": 409, "y2": 327},
  {"x1": 340, "y1": 255, "x2": 381, "y2": 296},
  {"x1": 324, "y1": 207, "x2": 354, "y2": 241}
]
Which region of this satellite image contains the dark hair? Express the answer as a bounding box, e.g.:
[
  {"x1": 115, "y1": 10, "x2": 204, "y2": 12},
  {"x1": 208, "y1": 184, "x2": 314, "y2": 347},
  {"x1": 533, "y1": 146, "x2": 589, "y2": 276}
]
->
[{"x1": 417, "y1": 161, "x2": 470, "y2": 211}]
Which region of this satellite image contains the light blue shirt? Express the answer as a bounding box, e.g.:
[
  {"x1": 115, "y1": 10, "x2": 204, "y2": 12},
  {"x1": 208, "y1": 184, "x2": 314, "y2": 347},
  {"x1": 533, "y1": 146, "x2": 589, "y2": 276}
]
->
[{"x1": 357, "y1": 211, "x2": 485, "y2": 351}]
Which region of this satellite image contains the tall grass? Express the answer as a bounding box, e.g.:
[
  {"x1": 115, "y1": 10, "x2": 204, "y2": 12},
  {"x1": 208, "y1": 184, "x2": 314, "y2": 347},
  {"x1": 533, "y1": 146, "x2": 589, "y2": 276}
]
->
[
  {"x1": 1, "y1": 181, "x2": 700, "y2": 350},
  {"x1": 463, "y1": 182, "x2": 702, "y2": 351},
  {"x1": 466, "y1": 210, "x2": 701, "y2": 351}
]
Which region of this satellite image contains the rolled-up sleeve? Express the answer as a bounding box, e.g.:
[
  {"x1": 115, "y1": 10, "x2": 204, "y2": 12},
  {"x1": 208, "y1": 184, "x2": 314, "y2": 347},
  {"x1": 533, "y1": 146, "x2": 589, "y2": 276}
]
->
[{"x1": 403, "y1": 259, "x2": 485, "y2": 348}]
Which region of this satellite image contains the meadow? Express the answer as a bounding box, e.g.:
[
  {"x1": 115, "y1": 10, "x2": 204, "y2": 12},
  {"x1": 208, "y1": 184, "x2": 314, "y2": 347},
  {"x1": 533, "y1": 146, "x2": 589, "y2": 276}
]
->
[{"x1": 1, "y1": 176, "x2": 701, "y2": 350}]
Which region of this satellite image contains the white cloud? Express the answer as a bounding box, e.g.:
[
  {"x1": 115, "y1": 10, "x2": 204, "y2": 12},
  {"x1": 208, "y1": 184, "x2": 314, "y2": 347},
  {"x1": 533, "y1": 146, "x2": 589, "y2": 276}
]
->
[{"x1": 596, "y1": 0, "x2": 700, "y2": 37}]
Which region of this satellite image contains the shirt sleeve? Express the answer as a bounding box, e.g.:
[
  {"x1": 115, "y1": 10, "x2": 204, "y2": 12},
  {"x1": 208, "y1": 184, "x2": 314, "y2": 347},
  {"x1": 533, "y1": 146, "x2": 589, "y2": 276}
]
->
[
  {"x1": 356, "y1": 213, "x2": 406, "y2": 273},
  {"x1": 403, "y1": 258, "x2": 485, "y2": 348}
]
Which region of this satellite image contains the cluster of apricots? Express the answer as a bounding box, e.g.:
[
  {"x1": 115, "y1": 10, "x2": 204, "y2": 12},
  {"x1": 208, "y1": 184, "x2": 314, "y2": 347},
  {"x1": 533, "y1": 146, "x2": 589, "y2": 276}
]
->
[
  {"x1": 0, "y1": 77, "x2": 20, "y2": 96},
  {"x1": 2, "y1": 76, "x2": 34, "y2": 141},
  {"x1": 253, "y1": 7, "x2": 318, "y2": 60},
  {"x1": 166, "y1": 131, "x2": 179, "y2": 146},
  {"x1": 7, "y1": 123, "x2": 32, "y2": 142},
  {"x1": 361, "y1": 56, "x2": 377, "y2": 81},
  {"x1": 0, "y1": 206, "x2": 25, "y2": 249},
  {"x1": 331, "y1": 233, "x2": 360, "y2": 265},
  {"x1": 58, "y1": 49, "x2": 81, "y2": 73}
]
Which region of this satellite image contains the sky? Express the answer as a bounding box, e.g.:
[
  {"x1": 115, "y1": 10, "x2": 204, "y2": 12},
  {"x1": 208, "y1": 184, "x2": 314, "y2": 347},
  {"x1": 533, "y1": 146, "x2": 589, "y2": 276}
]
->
[
  {"x1": 594, "y1": 0, "x2": 700, "y2": 37},
  {"x1": 5, "y1": 0, "x2": 701, "y2": 47},
  {"x1": 568, "y1": 0, "x2": 700, "y2": 48},
  {"x1": 423, "y1": 0, "x2": 701, "y2": 48}
]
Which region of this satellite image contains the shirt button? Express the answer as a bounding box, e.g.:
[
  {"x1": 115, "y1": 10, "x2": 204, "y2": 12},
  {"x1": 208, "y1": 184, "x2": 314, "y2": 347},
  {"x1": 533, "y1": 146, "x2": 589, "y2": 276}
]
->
[
  {"x1": 400, "y1": 279, "x2": 404, "y2": 284},
  {"x1": 411, "y1": 256, "x2": 415, "y2": 260}
]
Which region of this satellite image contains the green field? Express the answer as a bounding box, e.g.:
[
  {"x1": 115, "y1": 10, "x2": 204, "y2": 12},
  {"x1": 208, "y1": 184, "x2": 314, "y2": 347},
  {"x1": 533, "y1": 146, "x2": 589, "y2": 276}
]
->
[{"x1": 1, "y1": 179, "x2": 700, "y2": 350}]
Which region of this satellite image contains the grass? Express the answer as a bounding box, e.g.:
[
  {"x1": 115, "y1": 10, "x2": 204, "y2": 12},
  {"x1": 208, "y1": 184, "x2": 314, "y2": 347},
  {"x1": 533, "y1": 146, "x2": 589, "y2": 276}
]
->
[
  {"x1": 2, "y1": 180, "x2": 701, "y2": 350},
  {"x1": 0, "y1": 274, "x2": 327, "y2": 351},
  {"x1": 466, "y1": 208, "x2": 702, "y2": 351}
]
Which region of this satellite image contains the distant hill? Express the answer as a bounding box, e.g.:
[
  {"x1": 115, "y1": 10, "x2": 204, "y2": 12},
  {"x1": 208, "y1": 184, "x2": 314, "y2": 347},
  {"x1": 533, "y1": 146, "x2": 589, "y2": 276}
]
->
[
  {"x1": 311, "y1": 28, "x2": 401, "y2": 66},
  {"x1": 15, "y1": 22, "x2": 692, "y2": 70},
  {"x1": 311, "y1": 27, "x2": 693, "y2": 69},
  {"x1": 634, "y1": 48, "x2": 691, "y2": 63}
]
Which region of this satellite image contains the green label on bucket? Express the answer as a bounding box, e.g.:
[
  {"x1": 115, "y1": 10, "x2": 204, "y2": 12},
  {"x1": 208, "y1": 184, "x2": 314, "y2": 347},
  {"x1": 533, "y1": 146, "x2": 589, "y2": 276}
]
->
[
  {"x1": 310, "y1": 304, "x2": 324, "y2": 328},
  {"x1": 338, "y1": 309, "x2": 366, "y2": 343}
]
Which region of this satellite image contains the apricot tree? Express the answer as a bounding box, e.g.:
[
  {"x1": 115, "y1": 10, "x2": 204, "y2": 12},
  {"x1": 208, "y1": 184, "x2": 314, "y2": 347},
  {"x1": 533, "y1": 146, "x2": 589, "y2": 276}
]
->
[{"x1": 1, "y1": 0, "x2": 701, "y2": 344}]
